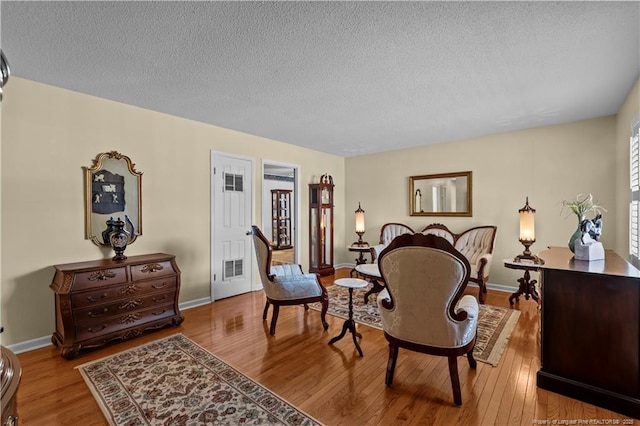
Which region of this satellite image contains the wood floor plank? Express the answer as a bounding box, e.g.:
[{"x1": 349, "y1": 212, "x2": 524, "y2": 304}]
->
[{"x1": 13, "y1": 267, "x2": 634, "y2": 425}]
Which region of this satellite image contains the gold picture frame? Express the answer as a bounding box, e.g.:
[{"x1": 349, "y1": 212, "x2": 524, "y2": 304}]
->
[
  {"x1": 83, "y1": 151, "x2": 143, "y2": 246},
  {"x1": 409, "y1": 171, "x2": 472, "y2": 217}
]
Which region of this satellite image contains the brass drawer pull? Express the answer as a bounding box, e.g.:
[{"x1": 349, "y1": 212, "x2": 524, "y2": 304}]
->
[
  {"x1": 141, "y1": 263, "x2": 164, "y2": 273},
  {"x1": 152, "y1": 295, "x2": 167, "y2": 303},
  {"x1": 88, "y1": 270, "x2": 116, "y2": 281},
  {"x1": 88, "y1": 308, "x2": 108, "y2": 318},
  {"x1": 151, "y1": 282, "x2": 167, "y2": 289},
  {"x1": 152, "y1": 309, "x2": 167, "y2": 316},
  {"x1": 87, "y1": 324, "x2": 107, "y2": 333},
  {"x1": 86, "y1": 293, "x2": 108, "y2": 302}
]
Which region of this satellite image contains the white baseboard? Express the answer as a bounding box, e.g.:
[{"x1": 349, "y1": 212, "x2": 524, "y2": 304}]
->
[
  {"x1": 179, "y1": 297, "x2": 212, "y2": 310},
  {"x1": 7, "y1": 336, "x2": 52, "y2": 354},
  {"x1": 485, "y1": 282, "x2": 517, "y2": 294},
  {"x1": 7, "y1": 297, "x2": 214, "y2": 354}
]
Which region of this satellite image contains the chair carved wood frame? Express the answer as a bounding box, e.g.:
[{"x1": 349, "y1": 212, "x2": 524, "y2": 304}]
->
[
  {"x1": 251, "y1": 225, "x2": 329, "y2": 335},
  {"x1": 377, "y1": 233, "x2": 479, "y2": 406}
]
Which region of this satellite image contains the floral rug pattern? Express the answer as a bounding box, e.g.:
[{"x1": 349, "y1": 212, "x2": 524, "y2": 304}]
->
[
  {"x1": 77, "y1": 334, "x2": 321, "y2": 425},
  {"x1": 309, "y1": 284, "x2": 520, "y2": 366}
]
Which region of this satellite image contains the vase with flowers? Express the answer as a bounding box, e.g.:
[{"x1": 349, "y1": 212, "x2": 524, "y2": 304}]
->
[{"x1": 561, "y1": 193, "x2": 606, "y2": 253}]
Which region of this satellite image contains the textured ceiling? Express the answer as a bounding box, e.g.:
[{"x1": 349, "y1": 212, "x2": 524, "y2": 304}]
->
[{"x1": 1, "y1": 1, "x2": 639, "y2": 157}]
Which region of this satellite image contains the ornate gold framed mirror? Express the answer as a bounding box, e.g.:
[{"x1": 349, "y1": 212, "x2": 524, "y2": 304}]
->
[
  {"x1": 84, "y1": 151, "x2": 142, "y2": 246},
  {"x1": 409, "y1": 171, "x2": 472, "y2": 217}
]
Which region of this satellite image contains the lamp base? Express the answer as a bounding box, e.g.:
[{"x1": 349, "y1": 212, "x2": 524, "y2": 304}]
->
[
  {"x1": 514, "y1": 239, "x2": 544, "y2": 264},
  {"x1": 351, "y1": 241, "x2": 369, "y2": 248},
  {"x1": 352, "y1": 232, "x2": 368, "y2": 247},
  {"x1": 513, "y1": 253, "x2": 544, "y2": 265}
]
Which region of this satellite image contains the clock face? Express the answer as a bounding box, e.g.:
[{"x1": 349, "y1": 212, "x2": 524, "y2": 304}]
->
[{"x1": 321, "y1": 188, "x2": 329, "y2": 204}]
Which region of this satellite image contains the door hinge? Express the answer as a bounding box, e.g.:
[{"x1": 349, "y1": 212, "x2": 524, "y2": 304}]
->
[{"x1": 214, "y1": 273, "x2": 217, "y2": 281}]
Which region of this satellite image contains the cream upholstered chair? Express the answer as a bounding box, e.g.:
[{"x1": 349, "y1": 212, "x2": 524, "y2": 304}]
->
[
  {"x1": 376, "y1": 233, "x2": 479, "y2": 405},
  {"x1": 370, "y1": 223, "x2": 415, "y2": 263},
  {"x1": 453, "y1": 226, "x2": 497, "y2": 303},
  {"x1": 422, "y1": 224, "x2": 497, "y2": 304},
  {"x1": 251, "y1": 225, "x2": 329, "y2": 335}
]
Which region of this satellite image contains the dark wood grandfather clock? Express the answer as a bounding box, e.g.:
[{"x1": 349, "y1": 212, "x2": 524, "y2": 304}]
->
[{"x1": 309, "y1": 174, "x2": 335, "y2": 276}]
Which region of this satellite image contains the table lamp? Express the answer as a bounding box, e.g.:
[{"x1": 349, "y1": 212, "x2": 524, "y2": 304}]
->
[
  {"x1": 514, "y1": 197, "x2": 543, "y2": 263},
  {"x1": 352, "y1": 202, "x2": 368, "y2": 247}
]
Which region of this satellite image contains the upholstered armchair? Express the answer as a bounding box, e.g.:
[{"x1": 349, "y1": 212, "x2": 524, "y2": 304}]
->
[
  {"x1": 376, "y1": 233, "x2": 479, "y2": 405},
  {"x1": 422, "y1": 224, "x2": 497, "y2": 304},
  {"x1": 370, "y1": 222, "x2": 415, "y2": 263},
  {"x1": 251, "y1": 226, "x2": 329, "y2": 335}
]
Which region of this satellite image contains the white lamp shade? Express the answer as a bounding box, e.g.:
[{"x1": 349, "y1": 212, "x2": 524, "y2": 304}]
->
[
  {"x1": 355, "y1": 211, "x2": 365, "y2": 233},
  {"x1": 519, "y1": 210, "x2": 535, "y2": 241}
]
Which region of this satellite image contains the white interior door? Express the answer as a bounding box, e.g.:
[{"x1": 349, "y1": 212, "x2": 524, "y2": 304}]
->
[{"x1": 211, "y1": 152, "x2": 254, "y2": 300}]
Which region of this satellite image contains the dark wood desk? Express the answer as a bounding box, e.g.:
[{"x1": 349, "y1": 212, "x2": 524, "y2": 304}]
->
[{"x1": 537, "y1": 247, "x2": 640, "y2": 418}]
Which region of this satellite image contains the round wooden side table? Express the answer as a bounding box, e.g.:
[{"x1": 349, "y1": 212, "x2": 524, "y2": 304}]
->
[
  {"x1": 348, "y1": 245, "x2": 371, "y2": 277},
  {"x1": 503, "y1": 259, "x2": 542, "y2": 306}
]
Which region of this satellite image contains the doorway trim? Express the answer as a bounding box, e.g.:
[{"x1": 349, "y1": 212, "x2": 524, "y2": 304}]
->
[{"x1": 262, "y1": 159, "x2": 301, "y2": 266}]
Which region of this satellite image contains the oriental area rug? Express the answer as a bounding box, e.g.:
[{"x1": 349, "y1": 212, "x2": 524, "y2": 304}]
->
[
  {"x1": 76, "y1": 334, "x2": 321, "y2": 426},
  {"x1": 309, "y1": 284, "x2": 520, "y2": 367}
]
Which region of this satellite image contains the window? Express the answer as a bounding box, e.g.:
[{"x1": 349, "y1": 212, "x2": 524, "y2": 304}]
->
[
  {"x1": 224, "y1": 173, "x2": 244, "y2": 192},
  {"x1": 630, "y1": 116, "x2": 640, "y2": 268}
]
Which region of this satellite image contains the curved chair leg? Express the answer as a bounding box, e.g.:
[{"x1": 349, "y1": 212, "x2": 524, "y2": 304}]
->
[
  {"x1": 467, "y1": 348, "x2": 477, "y2": 369},
  {"x1": 385, "y1": 344, "x2": 399, "y2": 386},
  {"x1": 478, "y1": 278, "x2": 488, "y2": 304},
  {"x1": 320, "y1": 292, "x2": 329, "y2": 330},
  {"x1": 263, "y1": 301, "x2": 270, "y2": 320},
  {"x1": 269, "y1": 305, "x2": 280, "y2": 335},
  {"x1": 448, "y1": 355, "x2": 462, "y2": 406}
]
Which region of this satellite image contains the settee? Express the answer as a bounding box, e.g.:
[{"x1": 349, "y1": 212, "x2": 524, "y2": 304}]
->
[{"x1": 371, "y1": 222, "x2": 497, "y2": 304}]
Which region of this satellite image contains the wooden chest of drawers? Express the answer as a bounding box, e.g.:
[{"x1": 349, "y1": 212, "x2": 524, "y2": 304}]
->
[{"x1": 50, "y1": 253, "x2": 184, "y2": 359}]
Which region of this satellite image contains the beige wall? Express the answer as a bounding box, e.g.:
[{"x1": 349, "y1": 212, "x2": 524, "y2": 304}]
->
[
  {"x1": 0, "y1": 78, "x2": 345, "y2": 346},
  {"x1": 615, "y1": 77, "x2": 640, "y2": 256},
  {"x1": 2, "y1": 76, "x2": 638, "y2": 347},
  {"x1": 344, "y1": 116, "x2": 618, "y2": 288}
]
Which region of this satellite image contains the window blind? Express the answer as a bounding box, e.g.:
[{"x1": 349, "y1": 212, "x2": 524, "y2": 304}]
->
[{"x1": 630, "y1": 117, "x2": 640, "y2": 267}]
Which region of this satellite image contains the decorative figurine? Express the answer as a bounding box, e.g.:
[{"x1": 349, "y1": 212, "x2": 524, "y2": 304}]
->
[{"x1": 575, "y1": 214, "x2": 604, "y2": 261}]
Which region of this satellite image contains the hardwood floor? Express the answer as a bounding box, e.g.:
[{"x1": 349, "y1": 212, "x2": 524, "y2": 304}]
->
[{"x1": 15, "y1": 268, "x2": 633, "y2": 425}]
